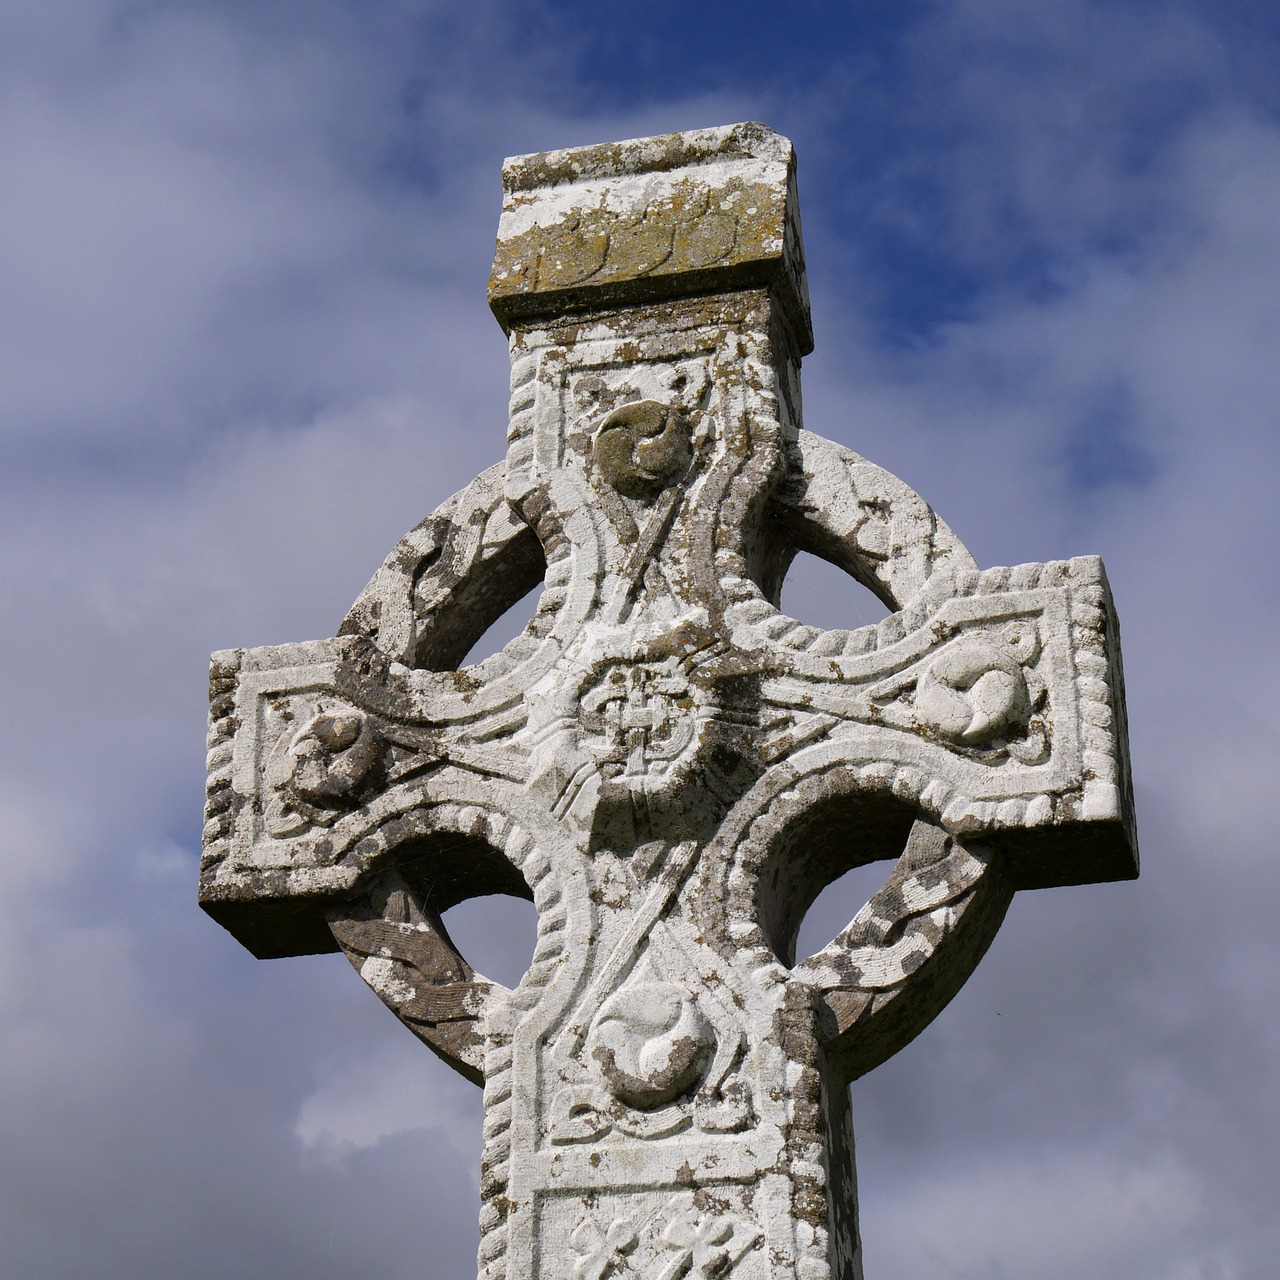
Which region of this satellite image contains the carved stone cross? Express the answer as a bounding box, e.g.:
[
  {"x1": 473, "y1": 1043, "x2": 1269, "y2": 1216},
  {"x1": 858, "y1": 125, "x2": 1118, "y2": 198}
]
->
[{"x1": 201, "y1": 123, "x2": 1137, "y2": 1279}]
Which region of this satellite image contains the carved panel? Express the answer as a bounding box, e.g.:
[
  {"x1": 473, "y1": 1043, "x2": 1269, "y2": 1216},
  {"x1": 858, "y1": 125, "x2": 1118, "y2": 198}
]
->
[{"x1": 541, "y1": 1190, "x2": 768, "y2": 1280}]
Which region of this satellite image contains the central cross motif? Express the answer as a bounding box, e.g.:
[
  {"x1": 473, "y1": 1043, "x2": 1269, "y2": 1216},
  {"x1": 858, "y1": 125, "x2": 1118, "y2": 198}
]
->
[
  {"x1": 200, "y1": 124, "x2": 1137, "y2": 1279},
  {"x1": 581, "y1": 660, "x2": 693, "y2": 777}
]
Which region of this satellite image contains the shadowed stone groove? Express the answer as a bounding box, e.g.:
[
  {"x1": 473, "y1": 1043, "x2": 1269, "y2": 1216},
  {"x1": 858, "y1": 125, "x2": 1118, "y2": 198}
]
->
[{"x1": 200, "y1": 122, "x2": 1137, "y2": 1280}]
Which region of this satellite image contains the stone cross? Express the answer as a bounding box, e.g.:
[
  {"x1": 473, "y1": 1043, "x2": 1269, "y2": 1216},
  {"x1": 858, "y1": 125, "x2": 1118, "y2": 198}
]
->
[{"x1": 201, "y1": 124, "x2": 1138, "y2": 1280}]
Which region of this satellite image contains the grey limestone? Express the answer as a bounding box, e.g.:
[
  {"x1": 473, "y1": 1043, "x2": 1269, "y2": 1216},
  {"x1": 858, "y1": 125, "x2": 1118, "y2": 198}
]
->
[{"x1": 200, "y1": 122, "x2": 1138, "y2": 1279}]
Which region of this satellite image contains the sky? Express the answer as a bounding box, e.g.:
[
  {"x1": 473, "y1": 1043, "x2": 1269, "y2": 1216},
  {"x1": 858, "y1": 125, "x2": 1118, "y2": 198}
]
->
[{"x1": 2, "y1": 1, "x2": 1278, "y2": 1276}]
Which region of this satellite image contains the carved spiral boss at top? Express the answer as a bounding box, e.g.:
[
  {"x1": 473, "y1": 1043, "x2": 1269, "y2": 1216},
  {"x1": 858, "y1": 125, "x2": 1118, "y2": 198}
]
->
[{"x1": 200, "y1": 123, "x2": 1137, "y2": 1280}]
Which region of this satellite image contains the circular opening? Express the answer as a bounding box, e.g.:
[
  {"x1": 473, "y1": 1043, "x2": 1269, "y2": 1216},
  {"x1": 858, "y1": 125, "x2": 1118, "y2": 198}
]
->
[
  {"x1": 753, "y1": 786, "x2": 918, "y2": 967},
  {"x1": 795, "y1": 860, "x2": 898, "y2": 965},
  {"x1": 780, "y1": 551, "x2": 891, "y2": 632},
  {"x1": 441, "y1": 892, "x2": 539, "y2": 989},
  {"x1": 409, "y1": 523, "x2": 547, "y2": 670},
  {"x1": 390, "y1": 833, "x2": 537, "y2": 988},
  {"x1": 459, "y1": 578, "x2": 545, "y2": 667}
]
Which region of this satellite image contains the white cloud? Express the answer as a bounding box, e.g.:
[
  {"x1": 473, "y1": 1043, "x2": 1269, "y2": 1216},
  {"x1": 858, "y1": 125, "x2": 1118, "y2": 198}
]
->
[
  {"x1": 295, "y1": 1035, "x2": 480, "y2": 1161},
  {"x1": 865, "y1": 1149, "x2": 1207, "y2": 1280}
]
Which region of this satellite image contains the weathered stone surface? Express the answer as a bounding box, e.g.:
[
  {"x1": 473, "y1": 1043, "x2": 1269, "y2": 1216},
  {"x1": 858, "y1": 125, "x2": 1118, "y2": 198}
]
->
[
  {"x1": 488, "y1": 121, "x2": 812, "y2": 353},
  {"x1": 201, "y1": 123, "x2": 1137, "y2": 1279}
]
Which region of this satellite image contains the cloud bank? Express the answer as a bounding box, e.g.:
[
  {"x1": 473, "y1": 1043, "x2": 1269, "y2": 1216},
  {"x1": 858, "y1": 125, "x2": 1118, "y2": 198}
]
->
[{"x1": 2, "y1": 2, "x2": 1276, "y2": 1276}]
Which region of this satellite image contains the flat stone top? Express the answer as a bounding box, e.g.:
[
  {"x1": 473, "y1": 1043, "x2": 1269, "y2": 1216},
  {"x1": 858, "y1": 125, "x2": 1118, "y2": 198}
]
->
[{"x1": 500, "y1": 121, "x2": 794, "y2": 192}]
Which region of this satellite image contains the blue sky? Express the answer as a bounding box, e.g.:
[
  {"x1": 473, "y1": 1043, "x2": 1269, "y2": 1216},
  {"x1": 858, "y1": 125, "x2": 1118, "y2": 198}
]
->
[{"x1": 3, "y1": 2, "x2": 1279, "y2": 1276}]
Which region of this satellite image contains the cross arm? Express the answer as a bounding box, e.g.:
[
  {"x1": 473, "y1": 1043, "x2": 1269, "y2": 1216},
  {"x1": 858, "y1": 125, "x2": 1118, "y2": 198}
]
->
[
  {"x1": 740, "y1": 554, "x2": 1137, "y2": 891},
  {"x1": 716, "y1": 554, "x2": 1134, "y2": 1079},
  {"x1": 201, "y1": 637, "x2": 428, "y2": 956},
  {"x1": 200, "y1": 635, "x2": 528, "y2": 958},
  {"x1": 201, "y1": 636, "x2": 539, "y2": 1082}
]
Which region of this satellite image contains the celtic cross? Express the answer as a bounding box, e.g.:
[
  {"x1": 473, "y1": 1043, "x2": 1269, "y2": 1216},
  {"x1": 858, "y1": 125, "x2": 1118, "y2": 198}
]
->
[{"x1": 201, "y1": 124, "x2": 1137, "y2": 1279}]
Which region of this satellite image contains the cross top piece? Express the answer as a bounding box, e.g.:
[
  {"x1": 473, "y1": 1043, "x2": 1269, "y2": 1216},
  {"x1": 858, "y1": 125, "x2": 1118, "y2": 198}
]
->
[{"x1": 201, "y1": 123, "x2": 1137, "y2": 1279}]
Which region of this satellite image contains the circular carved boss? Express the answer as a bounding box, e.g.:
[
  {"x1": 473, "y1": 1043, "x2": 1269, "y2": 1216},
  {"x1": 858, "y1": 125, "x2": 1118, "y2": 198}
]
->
[
  {"x1": 284, "y1": 709, "x2": 383, "y2": 808},
  {"x1": 592, "y1": 399, "x2": 692, "y2": 500},
  {"x1": 915, "y1": 638, "x2": 1030, "y2": 745},
  {"x1": 587, "y1": 981, "x2": 715, "y2": 1109}
]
